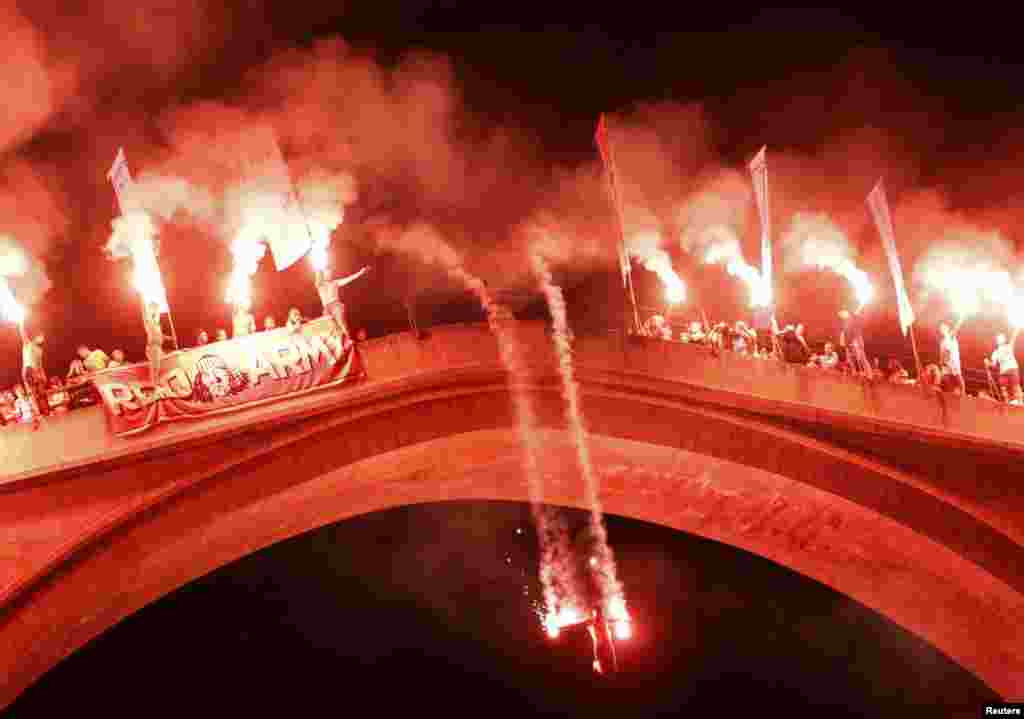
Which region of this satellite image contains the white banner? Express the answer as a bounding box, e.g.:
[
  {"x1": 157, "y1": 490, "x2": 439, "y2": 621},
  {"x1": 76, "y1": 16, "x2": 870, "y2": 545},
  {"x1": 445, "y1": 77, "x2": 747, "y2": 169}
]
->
[
  {"x1": 867, "y1": 179, "x2": 915, "y2": 335},
  {"x1": 749, "y1": 146, "x2": 771, "y2": 292}
]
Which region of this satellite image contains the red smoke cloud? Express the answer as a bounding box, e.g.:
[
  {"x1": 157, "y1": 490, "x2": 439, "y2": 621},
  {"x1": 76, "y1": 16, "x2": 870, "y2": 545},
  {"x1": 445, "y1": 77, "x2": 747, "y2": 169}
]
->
[{"x1": 3, "y1": 14, "x2": 1024, "y2": 349}]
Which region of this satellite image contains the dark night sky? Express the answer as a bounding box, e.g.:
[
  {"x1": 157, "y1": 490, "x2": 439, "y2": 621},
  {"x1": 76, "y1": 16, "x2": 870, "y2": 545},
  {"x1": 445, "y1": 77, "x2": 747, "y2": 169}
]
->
[{"x1": 6, "y1": 503, "x2": 997, "y2": 715}]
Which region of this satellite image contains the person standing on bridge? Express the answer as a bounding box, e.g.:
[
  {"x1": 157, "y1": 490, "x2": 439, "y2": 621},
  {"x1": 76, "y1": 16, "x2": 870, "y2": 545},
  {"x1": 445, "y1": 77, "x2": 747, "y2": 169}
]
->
[
  {"x1": 232, "y1": 300, "x2": 256, "y2": 339},
  {"x1": 986, "y1": 329, "x2": 1023, "y2": 404},
  {"x1": 142, "y1": 299, "x2": 166, "y2": 387},
  {"x1": 838, "y1": 307, "x2": 870, "y2": 378},
  {"x1": 938, "y1": 319, "x2": 966, "y2": 395},
  {"x1": 315, "y1": 266, "x2": 371, "y2": 338},
  {"x1": 18, "y1": 319, "x2": 48, "y2": 426}
]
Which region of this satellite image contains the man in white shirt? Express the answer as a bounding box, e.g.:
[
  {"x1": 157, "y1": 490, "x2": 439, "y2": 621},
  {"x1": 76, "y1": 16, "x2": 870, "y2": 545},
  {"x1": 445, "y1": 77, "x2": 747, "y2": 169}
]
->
[
  {"x1": 985, "y1": 328, "x2": 1022, "y2": 403},
  {"x1": 938, "y1": 319, "x2": 965, "y2": 394}
]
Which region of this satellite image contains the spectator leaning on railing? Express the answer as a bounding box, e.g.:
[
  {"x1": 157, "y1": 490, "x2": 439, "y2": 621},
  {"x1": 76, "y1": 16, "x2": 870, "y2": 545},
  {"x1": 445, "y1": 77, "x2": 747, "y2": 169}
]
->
[{"x1": 986, "y1": 328, "x2": 1023, "y2": 404}]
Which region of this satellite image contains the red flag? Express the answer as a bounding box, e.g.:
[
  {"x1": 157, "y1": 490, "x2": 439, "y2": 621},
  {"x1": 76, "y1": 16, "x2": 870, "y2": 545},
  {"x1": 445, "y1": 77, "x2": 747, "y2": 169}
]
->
[{"x1": 594, "y1": 114, "x2": 630, "y2": 289}]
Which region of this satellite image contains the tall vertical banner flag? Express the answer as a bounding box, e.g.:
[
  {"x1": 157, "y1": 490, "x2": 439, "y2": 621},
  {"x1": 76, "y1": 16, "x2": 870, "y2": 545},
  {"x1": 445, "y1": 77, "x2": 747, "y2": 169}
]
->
[
  {"x1": 749, "y1": 146, "x2": 771, "y2": 292},
  {"x1": 237, "y1": 127, "x2": 311, "y2": 272},
  {"x1": 595, "y1": 114, "x2": 631, "y2": 289},
  {"x1": 107, "y1": 147, "x2": 135, "y2": 215},
  {"x1": 867, "y1": 179, "x2": 915, "y2": 336},
  {"x1": 107, "y1": 148, "x2": 170, "y2": 314}
]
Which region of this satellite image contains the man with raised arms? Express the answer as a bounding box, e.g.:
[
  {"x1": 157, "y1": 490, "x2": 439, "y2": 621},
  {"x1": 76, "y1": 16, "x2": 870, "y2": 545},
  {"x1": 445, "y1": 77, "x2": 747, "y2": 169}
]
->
[{"x1": 315, "y1": 266, "x2": 371, "y2": 338}]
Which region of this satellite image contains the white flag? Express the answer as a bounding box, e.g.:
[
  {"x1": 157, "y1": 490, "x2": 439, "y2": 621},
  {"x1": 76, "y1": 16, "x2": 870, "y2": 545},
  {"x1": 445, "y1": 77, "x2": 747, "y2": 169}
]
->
[
  {"x1": 237, "y1": 128, "x2": 311, "y2": 272},
  {"x1": 867, "y1": 179, "x2": 915, "y2": 336},
  {"x1": 107, "y1": 149, "x2": 170, "y2": 314},
  {"x1": 107, "y1": 147, "x2": 136, "y2": 215},
  {"x1": 749, "y1": 146, "x2": 771, "y2": 291}
]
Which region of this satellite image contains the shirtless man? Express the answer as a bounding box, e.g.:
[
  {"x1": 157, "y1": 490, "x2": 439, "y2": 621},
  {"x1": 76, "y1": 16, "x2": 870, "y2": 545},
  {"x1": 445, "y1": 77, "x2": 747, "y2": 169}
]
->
[
  {"x1": 232, "y1": 301, "x2": 256, "y2": 338},
  {"x1": 142, "y1": 300, "x2": 166, "y2": 387},
  {"x1": 285, "y1": 308, "x2": 303, "y2": 334},
  {"x1": 315, "y1": 266, "x2": 370, "y2": 337},
  {"x1": 18, "y1": 320, "x2": 48, "y2": 425}
]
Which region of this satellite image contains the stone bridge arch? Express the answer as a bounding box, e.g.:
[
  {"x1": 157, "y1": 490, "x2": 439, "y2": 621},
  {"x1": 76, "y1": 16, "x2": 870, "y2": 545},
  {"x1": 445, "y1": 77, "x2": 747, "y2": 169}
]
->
[{"x1": 2, "y1": 323, "x2": 1023, "y2": 704}]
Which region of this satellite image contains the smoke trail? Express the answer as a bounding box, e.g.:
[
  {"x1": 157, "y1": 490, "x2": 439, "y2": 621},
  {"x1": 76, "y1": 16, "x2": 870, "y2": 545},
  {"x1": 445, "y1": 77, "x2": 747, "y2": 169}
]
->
[
  {"x1": 380, "y1": 223, "x2": 582, "y2": 632},
  {"x1": 531, "y1": 252, "x2": 630, "y2": 636},
  {"x1": 626, "y1": 230, "x2": 686, "y2": 305},
  {"x1": 0, "y1": 241, "x2": 29, "y2": 323},
  {"x1": 699, "y1": 225, "x2": 771, "y2": 307},
  {"x1": 105, "y1": 211, "x2": 171, "y2": 311},
  {"x1": 912, "y1": 232, "x2": 1016, "y2": 321},
  {"x1": 295, "y1": 170, "x2": 358, "y2": 272},
  {"x1": 782, "y1": 212, "x2": 874, "y2": 308}
]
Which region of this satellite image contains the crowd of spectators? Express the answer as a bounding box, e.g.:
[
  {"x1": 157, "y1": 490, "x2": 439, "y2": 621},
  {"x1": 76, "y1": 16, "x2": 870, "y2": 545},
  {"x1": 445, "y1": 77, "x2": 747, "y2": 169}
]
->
[
  {"x1": 638, "y1": 311, "x2": 1023, "y2": 404},
  {"x1": 1, "y1": 306, "x2": 375, "y2": 430}
]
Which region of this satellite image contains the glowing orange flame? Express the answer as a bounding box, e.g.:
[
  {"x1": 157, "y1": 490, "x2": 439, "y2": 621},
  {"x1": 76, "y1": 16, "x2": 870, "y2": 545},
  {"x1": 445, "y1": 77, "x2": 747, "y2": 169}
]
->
[
  {"x1": 225, "y1": 223, "x2": 268, "y2": 310},
  {"x1": 628, "y1": 232, "x2": 685, "y2": 304},
  {"x1": 605, "y1": 594, "x2": 632, "y2": 640},
  {"x1": 811, "y1": 256, "x2": 873, "y2": 309},
  {"x1": 110, "y1": 212, "x2": 170, "y2": 312},
  {"x1": 305, "y1": 207, "x2": 342, "y2": 273},
  {"x1": 640, "y1": 250, "x2": 685, "y2": 304},
  {"x1": 704, "y1": 238, "x2": 771, "y2": 307},
  {"x1": 612, "y1": 620, "x2": 632, "y2": 640},
  {"x1": 0, "y1": 277, "x2": 25, "y2": 324},
  {"x1": 544, "y1": 605, "x2": 585, "y2": 639},
  {"x1": 922, "y1": 267, "x2": 1013, "y2": 321}
]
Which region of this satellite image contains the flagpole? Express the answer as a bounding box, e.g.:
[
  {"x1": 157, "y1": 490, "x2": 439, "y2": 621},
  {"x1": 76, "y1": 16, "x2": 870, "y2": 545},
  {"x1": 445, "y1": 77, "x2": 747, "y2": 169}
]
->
[
  {"x1": 108, "y1": 148, "x2": 180, "y2": 352},
  {"x1": 625, "y1": 255, "x2": 641, "y2": 333},
  {"x1": 908, "y1": 322, "x2": 923, "y2": 384},
  {"x1": 596, "y1": 115, "x2": 641, "y2": 335}
]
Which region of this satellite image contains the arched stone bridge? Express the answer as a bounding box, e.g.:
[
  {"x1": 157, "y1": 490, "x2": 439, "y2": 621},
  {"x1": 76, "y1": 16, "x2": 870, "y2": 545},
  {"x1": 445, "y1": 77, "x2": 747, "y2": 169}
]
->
[{"x1": 2, "y1": 322, "x2": 1024, "y2": 705}]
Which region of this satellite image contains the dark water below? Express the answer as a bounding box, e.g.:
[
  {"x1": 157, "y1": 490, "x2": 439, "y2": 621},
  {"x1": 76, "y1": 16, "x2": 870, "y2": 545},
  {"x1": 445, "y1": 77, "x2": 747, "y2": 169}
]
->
[{"x1": 8, "y1": 501, "x2": 996, "y2": 716}]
